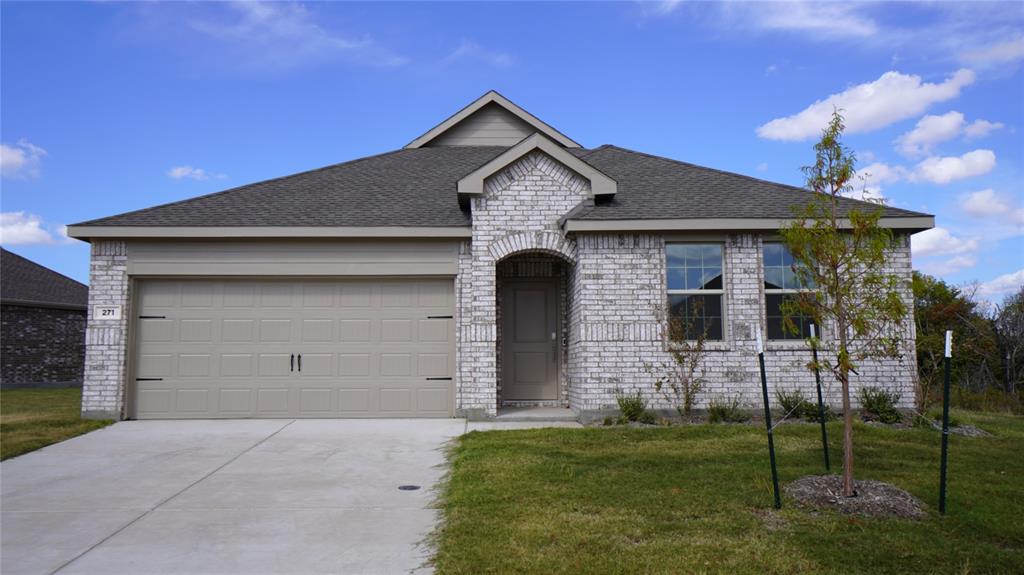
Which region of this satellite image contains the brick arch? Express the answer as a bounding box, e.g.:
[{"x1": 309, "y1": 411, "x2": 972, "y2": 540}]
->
[{"x1": 489, "y1": 231, "x2": 577, "y2": 264}]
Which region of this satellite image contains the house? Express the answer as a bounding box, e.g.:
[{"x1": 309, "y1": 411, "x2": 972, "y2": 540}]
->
[
  {"x1": 1, "y1": 248, "x2": 89, "y2": 387},
  {"x1": 67, "y1": 91, "x2": 932, "y2": 420}
]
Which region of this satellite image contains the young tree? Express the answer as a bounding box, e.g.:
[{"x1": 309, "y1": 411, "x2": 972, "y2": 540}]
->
[
  {"x1": 645, "y1": 302, "x2": 708, "y2": 418},
  {"x1": 780, "y1": 110, "x2": 909, "y2": 497},
  {"x1": 994, "y1": 286, "x2": 1024, "y2": 395}
]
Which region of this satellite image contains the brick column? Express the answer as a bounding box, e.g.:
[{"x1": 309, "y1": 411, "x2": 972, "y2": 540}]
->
[{"x1": 81, "y1": 240, "x2": 130, "y2": 420}]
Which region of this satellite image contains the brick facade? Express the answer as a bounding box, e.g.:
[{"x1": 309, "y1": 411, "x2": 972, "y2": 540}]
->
[
  {"x1": 81, "y1": 240, "x2": 130, "y2": 419},
  {"x1": 455, "y1": 150, "x2": 918, "y2": 417},
  {"x1": 0, "y1": 304, "x2": 86, "y2": 386}
]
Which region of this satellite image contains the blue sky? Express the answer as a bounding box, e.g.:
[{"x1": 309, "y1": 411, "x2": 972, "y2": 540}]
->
[{"x1": 2, "y1": 1, "x2": 1022, "y2": 300}]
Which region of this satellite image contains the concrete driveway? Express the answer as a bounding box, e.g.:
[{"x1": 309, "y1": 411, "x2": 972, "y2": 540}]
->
[{"x1": 1, "y1": 419, "x2": 466, "y2": 575}]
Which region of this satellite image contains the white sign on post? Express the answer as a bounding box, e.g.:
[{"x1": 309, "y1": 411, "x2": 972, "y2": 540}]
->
[
  {"x1": 94, "y1": 305, "x2": 122, "y2": 321},
  {"x1": 945, "y1": 330, "x2": 953, "y2": 358},
  {"x1": 755, "y1": 325, "x2": 764, "y2": 354}
]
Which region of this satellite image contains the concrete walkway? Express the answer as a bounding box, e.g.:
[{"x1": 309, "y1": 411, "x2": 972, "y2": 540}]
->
[{"x1": 1, "y1": 419, "x2": 467, "y2": 575}]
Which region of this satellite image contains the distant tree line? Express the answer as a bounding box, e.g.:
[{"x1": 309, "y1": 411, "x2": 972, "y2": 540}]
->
[{"x1": 913, "y1": 271, "x2": 1023, "y2": 413}]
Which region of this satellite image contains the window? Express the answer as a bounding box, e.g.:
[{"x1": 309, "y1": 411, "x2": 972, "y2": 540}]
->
[
  {"x1": 666, "y1": 243, "x2": 724, "y2": 341},
  {"x1": 763, "y1": 243, "x2": 816, "y2": 340}
]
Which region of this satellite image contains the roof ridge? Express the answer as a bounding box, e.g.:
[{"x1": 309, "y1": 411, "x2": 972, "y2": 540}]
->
[
  {"x1": 70, "y1": 148, "x2": 411, "y2": 227},
  {"x1": 597, "y1": 145, "x2": 930, "y2": 217}
]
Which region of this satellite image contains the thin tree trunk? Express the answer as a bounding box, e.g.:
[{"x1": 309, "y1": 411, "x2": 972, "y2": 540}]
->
[{"x1": 837, "y1": 318, "x2": 855, "y2": 497}]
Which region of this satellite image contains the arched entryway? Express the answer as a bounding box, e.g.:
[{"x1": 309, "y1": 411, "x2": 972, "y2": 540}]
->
[{"x1": 496, "y1": 251, "x2": 573, "y2": 408}]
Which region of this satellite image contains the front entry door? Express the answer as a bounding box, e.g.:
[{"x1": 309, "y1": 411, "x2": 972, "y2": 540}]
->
[{"x1": 501, "y1": 279, "x2": 558, "y2": 401}]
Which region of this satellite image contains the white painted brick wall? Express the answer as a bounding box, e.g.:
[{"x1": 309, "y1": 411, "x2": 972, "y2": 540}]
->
[
  {"x1": 569, "y1": 232, "x2": 918, "y2": 412},
  {"x1": 456, "y1": 151, "x2": 590, "y2": 416},
  {"x1": 81, "y1": 240, "x2": 130, "y2": 419}
]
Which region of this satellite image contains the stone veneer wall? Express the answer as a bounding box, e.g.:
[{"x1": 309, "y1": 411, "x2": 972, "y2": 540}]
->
[
  {"x1": 455, "y1": 151, "x2": 590, "y2": 416},
  {"x1": 81, "y1": 240, "x2": 131, "y2": 419},
  {"x1": 569, "y1": 232, "x2": 918, "y2": 413}
]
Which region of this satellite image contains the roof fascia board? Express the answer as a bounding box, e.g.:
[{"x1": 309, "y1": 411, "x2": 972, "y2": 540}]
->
[
  {"x1": 457, "y1": 133, "x2": 617, "y2": 197},
  {"x1": 563, "y1": 216, "x2": 935, "y2": 233},
  {"x1": 65, "y1": 226, "x2": 473, "y2": 240},
  {"x1": 405, "y1": 90, "x2": 582, "y2": 149}
]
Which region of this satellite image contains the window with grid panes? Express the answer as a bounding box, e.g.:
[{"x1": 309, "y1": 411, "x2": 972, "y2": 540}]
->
[
  {"x1": 763, "y1": 242, "x2": 816, "y2": 340},
  {"x1": 666, "y1": 243, "x2": 724, "y2": 341}
]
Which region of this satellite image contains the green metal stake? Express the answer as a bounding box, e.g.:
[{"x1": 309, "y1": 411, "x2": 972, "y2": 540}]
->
[
  {"x1": 756, "y1": 327, "x2": 782, "y2": 509},
  {"x1": 810, "y1": 324, "x2": 830, "y2": 472},
  {"x1": 940, "y1": 330, "x2": 952, "y2": 515}
]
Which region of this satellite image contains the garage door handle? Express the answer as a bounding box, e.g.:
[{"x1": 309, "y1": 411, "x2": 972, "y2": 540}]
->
[
  {"x1": 426, "y1": 377, "x2": 452, "y2": 380},
  {"x1": 290, "y1": 354, "x2": 295, "y2": 372},
  {"x1": 297, "y1": 354, "x2": 302, "y2": 372},
  {"x1": 427, "y1": 315, "x2": 453, "y2": 319},
  {"x1": 136, "y1": 378, "x2": 163, "y2": 381}
]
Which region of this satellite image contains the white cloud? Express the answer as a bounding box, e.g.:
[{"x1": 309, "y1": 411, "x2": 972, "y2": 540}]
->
[
  {"x1": 0, "y1": 139, "x2": 48, "y2": 179},
  {"x1": 978, "y1": 269, "x2": 1024, "y2": 298},
  {"x1": 960, "y1": 36, "x2": 1024, "y2": 66},
  {"x1": 0, "y1": 212, "x2": 60, "y2": 245},
  {"x1": 961, "y1": 189, "x2": 1010, "y2": 218},
  {"x1": 438, "y1": 40, "x2": 513, "y2": 69},
  {"x1": 167, "y1": 166, "x2": 208, "y2": 180},
  {"x1": 756, "y1": 162, "x2": 768, "y2": 172},
  {"x1": 167, "y1": 165, "x2": 225, "y2": 181},
  {"x1": 964, "y1": 119, "x2": 1004, "y2": 139},
  {"x1": 911, "y1": 149, "x2": 996, "y2": 185},
  {"x1": 190, "y1": 1, "x2": 405, "y2": 71},
  {"x1": 920, "y1": 254, "x2": 978, "y2": 276},
  {"x1": 757, "y1": 69, "x2": 975, "y2": 141},
  {"x1": 894, "y1": 111, "x2": 964, "y2": 158},
  {"x1": 911, "y1": 227, "x2": 979, "y2": 257},
  {"x1": 718, "y1": 1, "x2": 878, "y2": 39},
  {"x1": 894, "y1": 112, "x2": 1003, "y2": 157}
]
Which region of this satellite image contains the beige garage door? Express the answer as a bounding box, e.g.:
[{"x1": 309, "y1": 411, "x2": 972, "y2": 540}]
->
[{"x1": 131, "y1": 279, "x2": 455, "y2": 419}]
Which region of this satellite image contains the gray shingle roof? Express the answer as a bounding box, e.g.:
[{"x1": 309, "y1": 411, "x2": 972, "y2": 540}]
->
[
  {"x1": 72, "y1": 143, "x2": 927, "y2": 228},
  {"x1": 571, "y1": 145, "x2": 925, "y2": 220},
  {"x1": 1, "y1": 248, "x2": 88, "y2": 309}
]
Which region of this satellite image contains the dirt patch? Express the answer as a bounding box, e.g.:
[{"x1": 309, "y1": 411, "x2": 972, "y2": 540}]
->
[
  {"x1": 751, "y1": 508, "x2": 789, "y2": 531},
  {"x1": 785, "y1": 475, "x2": 927, "y2": 520}
]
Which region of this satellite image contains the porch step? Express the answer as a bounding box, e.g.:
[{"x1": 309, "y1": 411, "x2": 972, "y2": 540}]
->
[{"x1": 494, "y1": 407, "x2": 578, "y2": 422}]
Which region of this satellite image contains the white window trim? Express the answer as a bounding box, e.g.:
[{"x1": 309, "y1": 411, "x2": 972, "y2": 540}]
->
[{"x1": 665, "y1": 242, "x2": 727, "y2": 342}]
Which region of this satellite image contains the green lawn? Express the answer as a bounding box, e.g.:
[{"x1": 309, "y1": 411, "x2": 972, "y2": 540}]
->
[
  {"x1": 0, "y1": 388, "x2": 113, "y2": 460},
  {"x1": 434, "y1": 411, "x2": 1024, "y2": 574}
]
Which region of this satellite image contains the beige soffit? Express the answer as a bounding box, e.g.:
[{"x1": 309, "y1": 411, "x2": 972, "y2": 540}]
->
[
  {"x1": 563, "y1": 216, "x2": 936, "y2": 233},
  {"x1": 457, "y1": 133, "x2": 617, "y2": 197},
  {"x1": 65, "y1": 226, "x2": 473, "y2": 240},
  {"x1": 405, "y1": 90, "x2": 582, "y2": 149}
]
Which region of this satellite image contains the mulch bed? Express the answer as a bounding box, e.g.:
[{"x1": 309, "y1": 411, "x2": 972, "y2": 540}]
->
[{"x1": 784, "y1": 475, "x2": 927, "y2": 519}]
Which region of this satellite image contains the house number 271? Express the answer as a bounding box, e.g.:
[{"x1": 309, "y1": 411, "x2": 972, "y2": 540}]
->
[{"x1": 94, "y1": 305, "x2": 122, "y2": 320}]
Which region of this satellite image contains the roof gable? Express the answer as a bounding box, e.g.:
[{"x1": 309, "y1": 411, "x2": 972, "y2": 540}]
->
[
  {"x1": 406, "y1": 91, "x2": 581, "y2": 149},
  {"x1": 457, "y1": 133, "x2": 616, "y2": 197}
]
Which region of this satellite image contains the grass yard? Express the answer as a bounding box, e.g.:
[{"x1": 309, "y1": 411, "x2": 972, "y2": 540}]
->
[
  {"x1": 434, "y1": 411, "x2": 1024, "y2": 574},
  {"x1": 0, "y1": 388, "x2": 113, "y2": 460}
]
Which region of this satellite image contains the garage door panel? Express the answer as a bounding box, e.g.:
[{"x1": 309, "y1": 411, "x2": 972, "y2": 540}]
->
[
  {"x1": 132, "y1": 279, "x2": 454, "y2": 418},
  {"x1": 178, "y1": 355, "x2": 211, "y2": 377}
]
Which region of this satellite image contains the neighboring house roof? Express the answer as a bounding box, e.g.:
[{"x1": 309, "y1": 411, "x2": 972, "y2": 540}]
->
[
  {"x1": 68, "y1": 92, "x2": 933, "y2": 238},
  {"x1": 0, "y1": 248, "x2": 88, "y2": 310}
]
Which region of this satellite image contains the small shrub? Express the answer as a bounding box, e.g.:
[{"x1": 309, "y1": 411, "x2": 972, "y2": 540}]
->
[
  {"x1": 614, "y1": 388, "x2": 648, "y2": 422},
  {"x1": 776, "y1": 388, "x2": 835, "y2": 422},
  {"x1": 708, "y1": 395, "x2": 751, "y2": 423},
  {"x1": 602, "y1": 416, "x2": 615, "y2": 426},
  {"x1": 859, "y1": 386, "x2": 902, "y2": 424},
  {"x1": 776, "y1": 389, "x2": 808, "y2": 419},
  {"x1": 638, "y1": 411, "x2": 657, "y2": 425}
]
